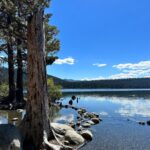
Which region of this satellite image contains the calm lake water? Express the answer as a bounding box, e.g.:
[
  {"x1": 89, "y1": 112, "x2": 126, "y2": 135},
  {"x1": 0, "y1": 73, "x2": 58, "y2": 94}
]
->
[
  {"x1": 1, "y1": 90, "x2": 150, "y2": 150},
  {"x1": 60, "y1": 91, "x2": 150, "y2": 150}
]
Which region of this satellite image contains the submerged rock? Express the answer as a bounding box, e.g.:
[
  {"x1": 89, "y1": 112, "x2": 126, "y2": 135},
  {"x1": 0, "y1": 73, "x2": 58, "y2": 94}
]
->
[
  {"x1": 65, "y1": 130, "x2": 84, "y2": 145},
  {"x1": 80, "y1": 130, "x2": 93, "y2": 141},
  {"x1": 65, "y1": 105, "x2": 69, "y2": 108},
  {"x1": 138, "y1": 121, "x2": 145, "y2": 125},
  {"x1": 147, "y1": 120, "x2": 150, "y2": 126}
]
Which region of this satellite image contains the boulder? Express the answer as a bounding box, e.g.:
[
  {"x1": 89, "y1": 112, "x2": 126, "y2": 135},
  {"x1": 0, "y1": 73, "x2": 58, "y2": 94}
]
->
[
  {"x1": 10, "y1": 139, "x2": 21, "y2": 150},
  {"x1": 0, "y1": 124, "x2": 22, "y2": 150},
  {"x1": 51, "y1": 123, "x2": 74, "y2": 135},
  {"x1": 91, "y1": 112, "x2": 99, "y2": 118},
  {"x1": 76, "y1": 121, "x2": 81, "y2": 126},
  {"x1": 84, "y1": 112, "x2": 99, "y2": 119},
  {"x1": 78, "y1": 126, "x2": 83, "y2": 132},
  {"x1": 91, "y1": 118, "x2": 100, "y2": 124},
  {"x1": 81, "y1": 108, "x2": 86, "y2": 113},
  {"x1": 86, "y1": 120, "x2": 95, "y2": 125},
  {"x1": 65, "y1": 130, "x2": 84, "y2": 145},
  {"x1": 82, "y1": 123, "x2": 91, "y2": 128},
  {"x1": 68, "y1": 122, "x2": 76, "y2": 129},
  {"x1": 80, "y1": 130, "x2": 93, "y2": 141},
  {"x1": 64, "y1": 141, "x2": 70, "y2": 145},
  {"x1": 78, "y1": 108, "x2": 86, "y2": 115}
]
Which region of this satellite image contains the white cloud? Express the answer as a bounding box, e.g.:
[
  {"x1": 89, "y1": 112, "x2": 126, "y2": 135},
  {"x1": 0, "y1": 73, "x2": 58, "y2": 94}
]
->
[
  {"x1": 81, "y1": 60, "x2": 150, "y2": 80},
  {"x1": 93, "y1": 63, "x2": 107, "y2": 67},
  {"x1": 113, "y1": 61, "x2": 150, "y2": 70},
  {"x1": 111, "y1": 61, "x2": 150, "y2": 79},
  {"x1": 54, "y1": 57, "x2": 75, "y2": 65}
]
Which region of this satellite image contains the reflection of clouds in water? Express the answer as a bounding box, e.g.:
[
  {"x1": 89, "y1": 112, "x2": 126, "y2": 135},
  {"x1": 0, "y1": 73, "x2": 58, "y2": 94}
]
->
[
  {"x1": 0, "y1": 115, "x2": 8, "y2": 124},
  {"x1": 54, "y1": 114, "x2": 74, "y2": 123},
  {"x1": 82, "y1": 95, "x2": 143, "y2": 102},
  {"x1": 82, "y1": 95, "x2": 150, "y2": 117},
  {"x1": 114, "y1": 100, "x2": 150, "y2": 117},
  {"x1": 99, "y1": 111, "x2": 108, "y2": 116}
]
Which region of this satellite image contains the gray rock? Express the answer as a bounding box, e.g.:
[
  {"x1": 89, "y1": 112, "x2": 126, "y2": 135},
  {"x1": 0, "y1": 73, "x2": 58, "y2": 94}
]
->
[
  {"x1": 80, "y1": 130, "x2": 93, "y2": 141},
  {"x1": 10, "y1": 139, "x2": 21, "y2": 150},
  {"x1": 68, "y1": 122, "x2": 76, "y2": 129},
  {"x1": 64, "y1": 141, "x2": 70, "y2": 145},
  {"x1": 78, "y1": 126, "x2": 83, "y2": 132},
  {"x1": 65, "y1": 130, "x2": 84, "y2": 145},
  {"x1": 91, "y1": 118, "x2": 100, "y2": 124},
  {"x1": 76, "y1": 121, "x2": 81, "y2": 126},
  {"x1": 82, "y1": 123, "x2": 91, "y2": 128},
  {"x1": 78, "y1": 108, "x2": 86, "y2": 115},
  {"x1": 0, "y1": 124, "x2": 22, "y2": 150},
  {"x1": 86, "y1": 120, "x2": 95, "y2": 125},
  {"x1": 51, "y1": 123, "x2": 74, "y2": 135}
]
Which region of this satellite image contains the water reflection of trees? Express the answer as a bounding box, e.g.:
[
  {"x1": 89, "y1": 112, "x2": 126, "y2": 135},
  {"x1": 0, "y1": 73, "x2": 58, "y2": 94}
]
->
[
  {"x1": 49, "y1": 106, "x2": 61, "y2": 122},
  {"x1": 63, "y1": 91, "x2": 150, "y2": 99}
]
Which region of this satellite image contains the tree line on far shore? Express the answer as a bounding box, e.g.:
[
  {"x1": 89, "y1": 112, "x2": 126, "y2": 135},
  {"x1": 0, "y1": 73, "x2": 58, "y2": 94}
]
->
[{"x1": 1, "y1": 67, "x2": 150, "y2": 90}]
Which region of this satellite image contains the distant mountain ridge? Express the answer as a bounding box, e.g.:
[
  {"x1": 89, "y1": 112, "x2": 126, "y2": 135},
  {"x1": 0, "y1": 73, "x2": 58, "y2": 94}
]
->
[{"x1": 1, "y1": 68, "x2": 150, "y2": 89}]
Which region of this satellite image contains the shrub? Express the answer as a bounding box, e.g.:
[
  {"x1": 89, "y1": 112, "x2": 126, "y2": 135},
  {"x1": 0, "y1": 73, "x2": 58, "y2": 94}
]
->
[
  {"x1": 47, "y1": 78, "x2": 62, "y2": 102},
  {"x1": 0, "y1": 83, "x2": 9, "y2": 97}
]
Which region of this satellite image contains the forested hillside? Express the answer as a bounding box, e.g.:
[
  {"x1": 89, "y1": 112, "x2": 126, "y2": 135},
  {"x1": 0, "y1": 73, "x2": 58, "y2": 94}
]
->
[{"x1": 1, "y1": 68, "x2": 150, "y2": 89}]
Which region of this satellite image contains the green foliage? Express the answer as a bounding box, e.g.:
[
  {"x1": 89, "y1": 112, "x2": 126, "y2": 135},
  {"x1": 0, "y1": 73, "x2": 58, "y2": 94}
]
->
[
  {"x1": 47, "y1": 78, "x2": 62, "y2": 102},
  {"x1": 0, "y1": 83, "x2": 9, "y2": 97}
]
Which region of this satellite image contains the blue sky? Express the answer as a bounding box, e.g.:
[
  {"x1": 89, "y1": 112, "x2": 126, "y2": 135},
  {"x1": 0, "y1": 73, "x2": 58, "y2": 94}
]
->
[{"x1": 47, "y1": 0, "x2": 150, "y2": 80}]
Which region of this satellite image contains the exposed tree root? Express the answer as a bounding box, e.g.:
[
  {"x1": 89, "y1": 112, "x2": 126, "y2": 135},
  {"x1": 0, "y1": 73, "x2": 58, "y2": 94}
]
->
[{"x1": 43, "y1": 129, "x2": 86, "y2": 150}]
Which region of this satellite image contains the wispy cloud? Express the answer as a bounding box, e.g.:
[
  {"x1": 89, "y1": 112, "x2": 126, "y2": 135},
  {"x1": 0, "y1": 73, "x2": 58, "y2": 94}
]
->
[
  {"x1": 111, "y1": 61, "x2": 150, "y2": 79},
  {"x1": 54, "y1": 57, "x2": 75, "y2": 65},
  {"x1": 113, "y1": 61, "x2": 150, "y2": 70},
  {"x1": 93, "y1": 63, "x2": 107, "y2": 67},
  {"x1": 82, "y1": 60, "x2": 150, "y2": 80}
]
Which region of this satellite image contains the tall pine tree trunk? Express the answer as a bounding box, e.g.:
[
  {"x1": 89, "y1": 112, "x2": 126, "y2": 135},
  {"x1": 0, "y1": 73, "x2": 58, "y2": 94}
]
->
[
  {"x1": 7, "y1": 42, "x2": 15, "y2": 102},
  {"x1": 21, "y1": 7, "x2": 52, "y2": 149},
  {"x1": 16, "y1": 39, "x2": 23, "y2": 103}
]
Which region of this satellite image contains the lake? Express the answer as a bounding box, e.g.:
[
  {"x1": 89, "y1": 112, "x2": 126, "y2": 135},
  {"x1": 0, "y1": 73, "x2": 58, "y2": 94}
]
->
[
  {"x1": 59, "y1": 91, "x2": 150, "y2": 150},
  {"x1": 1, "y1": 90, "x2": 150, "y2": 150}
]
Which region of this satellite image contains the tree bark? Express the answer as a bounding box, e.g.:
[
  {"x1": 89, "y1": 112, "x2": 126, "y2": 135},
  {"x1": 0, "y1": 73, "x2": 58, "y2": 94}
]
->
[
  {"x1": 7, "y1": 42, "x2": 16, "y2": 102},
  {"x1": 21, "y1": 7, "x2": 52, "y2": 149},
  {"x1": 16, "y1": 39, "x2": 23, "y2": 103}
]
